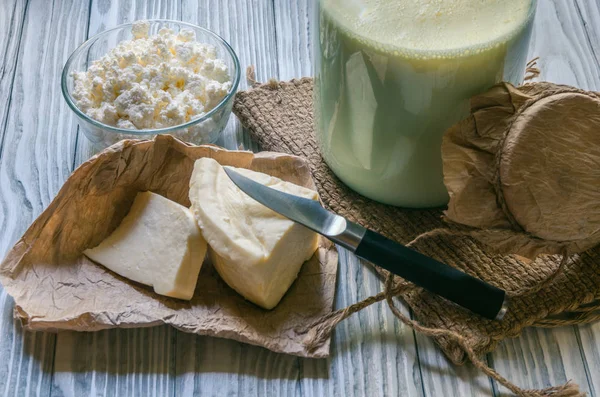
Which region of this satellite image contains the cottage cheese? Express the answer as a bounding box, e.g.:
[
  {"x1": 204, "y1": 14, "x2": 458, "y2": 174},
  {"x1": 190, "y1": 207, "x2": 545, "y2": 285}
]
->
[{"x1": 72, "y1": 20, "x2": 232, "y2": 142}]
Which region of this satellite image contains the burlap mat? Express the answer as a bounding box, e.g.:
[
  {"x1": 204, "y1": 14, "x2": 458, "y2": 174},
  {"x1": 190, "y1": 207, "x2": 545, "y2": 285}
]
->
[{"x1": 233, "y1": 73, "x2": 600, "y2": 396}]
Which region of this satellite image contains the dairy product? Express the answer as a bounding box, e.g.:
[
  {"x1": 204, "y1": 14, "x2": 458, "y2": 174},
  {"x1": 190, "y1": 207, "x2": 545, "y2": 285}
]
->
[
  {"x1": 323, "y1": 0, "x2": 533, "y2": 52},
  {"x1": 189, "y1": 158, "x2": 319, "y2": 309},
  {"x1": 84, "y1": 191, "x2": 207, "y2": 300},
  {"x1": 315, "y1": 0, "x2": 535, "y2": 207},
  {"x1": 72, "y1": 20, "x2": 232, "y2": 139}
]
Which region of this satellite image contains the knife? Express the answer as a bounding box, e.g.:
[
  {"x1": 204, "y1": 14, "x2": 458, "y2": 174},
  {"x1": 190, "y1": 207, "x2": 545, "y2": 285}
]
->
[{"x1": 224, "y1": 167, "x2": 508, "y2": 320}]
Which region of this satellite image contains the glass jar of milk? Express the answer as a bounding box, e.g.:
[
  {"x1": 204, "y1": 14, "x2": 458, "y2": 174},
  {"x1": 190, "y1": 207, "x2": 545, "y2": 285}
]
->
[{"x1": 314, "y1": 0, "x2": 536, "y2": 207}]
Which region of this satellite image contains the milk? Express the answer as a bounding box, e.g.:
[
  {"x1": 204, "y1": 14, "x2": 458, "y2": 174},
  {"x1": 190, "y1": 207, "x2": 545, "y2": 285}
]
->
[{"x1": 314, "y1": 0, "x2": 535, "y2": 207}]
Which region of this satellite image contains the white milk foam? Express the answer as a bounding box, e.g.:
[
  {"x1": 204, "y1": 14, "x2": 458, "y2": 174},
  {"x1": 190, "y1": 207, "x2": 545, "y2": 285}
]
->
[{"x1": 323, "y1": 0, "x2": 533, "y2": 55}]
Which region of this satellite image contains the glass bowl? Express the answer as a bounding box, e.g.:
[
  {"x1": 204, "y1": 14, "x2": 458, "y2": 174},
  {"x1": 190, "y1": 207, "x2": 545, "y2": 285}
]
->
[{"x1": 62, "y1": 20, "x2": 240, "y2": 151}]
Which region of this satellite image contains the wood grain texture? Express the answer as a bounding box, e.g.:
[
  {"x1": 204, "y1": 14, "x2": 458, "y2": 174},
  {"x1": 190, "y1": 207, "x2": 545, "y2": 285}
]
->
[
  {"x1": 322, "y1": 251, "x2": 422, "y2": 397},
  {"x1": 174, "y1": 3, "x2": 313, "y2": 396},
  {"x1": 487, "y1": 2, "x2": 600, "y2": 396},
  {"x1": 490, "y1": 327, "x2": 592, "y2": 396},
  {"x1": 62, "y1": 1, "x2": 280, "y2": 396},
  {"x1": 52, "y1": 327, "x2": 176, "y2": 397},
  {"x1": 52, "y1": 2, "x2": 181, "y2": 397},
  {"x1": 574, "y1": 0, "x2": 600, "y2": 80},
  {"x1": 415, "y1": 334, "x2": 493, "y2": 397},
  {"x1": 273, "y1": 0, "x2": 313, "y2": 80},
  {"x1": 175, "y1": 250, "x2": 422, "y2": 397},
  {"x1": 271, "y1": 1, "x2": 496, "y2": 395},
  {"x1": 181, "y1": 0, "x2": 279, "y2": 152},
  {"x1": 576, "y1": 322, "x2": 600, "y2": 396},
  {"x1": 0, "y1": 0, "x2": 90, "y2": 395},
  {"x1": 527, "y1": 0, "x2": 600, "y2": 90},
  {"x1": 1, "y1": 0, "x2": 600, "y2": 396},
  {"x1": 0, "y1": 0, "x2": 27, "y2": 150}
]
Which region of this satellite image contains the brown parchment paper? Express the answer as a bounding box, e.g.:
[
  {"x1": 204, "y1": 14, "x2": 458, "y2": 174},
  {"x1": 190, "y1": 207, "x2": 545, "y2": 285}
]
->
[{"x1": 0, "y1": 135, "x2": 338, "y2": 358}]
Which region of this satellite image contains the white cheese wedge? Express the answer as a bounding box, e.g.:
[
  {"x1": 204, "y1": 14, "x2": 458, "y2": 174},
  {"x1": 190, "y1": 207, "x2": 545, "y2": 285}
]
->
[
  {"x1": 189, "y1": 157, "x2": 319, "y2": 309},
  {"x1": 84, "y1": 191, "x2": 207, "y2": 300}
]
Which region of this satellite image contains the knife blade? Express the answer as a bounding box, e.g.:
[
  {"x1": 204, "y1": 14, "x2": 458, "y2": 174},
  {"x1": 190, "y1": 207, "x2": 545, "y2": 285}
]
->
[{"x1": 224, "y1": 167, "x2": 508, "y2": 320}]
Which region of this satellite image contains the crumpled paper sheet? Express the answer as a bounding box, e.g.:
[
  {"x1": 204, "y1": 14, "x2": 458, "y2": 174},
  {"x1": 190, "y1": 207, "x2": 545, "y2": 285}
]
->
[{"x1": 0, "y1": 135, "x2": 338, "y2": 358}]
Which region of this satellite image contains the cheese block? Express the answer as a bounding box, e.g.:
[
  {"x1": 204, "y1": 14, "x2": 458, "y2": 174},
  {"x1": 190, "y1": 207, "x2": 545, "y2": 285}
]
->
[
  {"x1": 189, "y1": 157, "x2": 319, "y2": 309},
  {"x1": 84, "y1": 191, "x2": 207, "y2": 300}
]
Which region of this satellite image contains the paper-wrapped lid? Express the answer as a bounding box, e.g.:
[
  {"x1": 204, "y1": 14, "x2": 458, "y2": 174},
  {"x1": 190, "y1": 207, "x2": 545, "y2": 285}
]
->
[{"x1": 443, "y1": 82, "x2": 600, "y2": 258}]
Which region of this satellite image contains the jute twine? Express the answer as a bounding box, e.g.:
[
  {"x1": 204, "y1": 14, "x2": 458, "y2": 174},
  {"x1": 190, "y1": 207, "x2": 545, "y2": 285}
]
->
[
  {"x1": 524, "y1": 57, "x2": 541, "y2": 81},
  {"x1": 232, "y1": 66, "x2": 600, "y2": 396}
]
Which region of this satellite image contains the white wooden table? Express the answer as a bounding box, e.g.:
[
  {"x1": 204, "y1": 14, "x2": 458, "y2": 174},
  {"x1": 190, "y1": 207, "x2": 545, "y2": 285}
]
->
[{"x1": 1, "y1": 1, "x2": 599, "y2": 396}]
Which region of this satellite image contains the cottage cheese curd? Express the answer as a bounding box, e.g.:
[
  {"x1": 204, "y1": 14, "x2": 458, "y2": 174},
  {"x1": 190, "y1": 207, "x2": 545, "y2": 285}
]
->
[{"x1": 72, "y1": 20, "x2": 232, "y2": 141}]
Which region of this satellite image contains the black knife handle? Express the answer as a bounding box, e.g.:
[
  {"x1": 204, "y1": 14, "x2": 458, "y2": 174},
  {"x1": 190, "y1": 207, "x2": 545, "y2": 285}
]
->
[{"x1": 354, "y1": 230, "x2": 506, "y2": 320}]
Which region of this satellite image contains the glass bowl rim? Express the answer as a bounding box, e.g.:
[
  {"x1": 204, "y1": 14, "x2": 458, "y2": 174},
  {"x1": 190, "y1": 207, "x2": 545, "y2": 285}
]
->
[{"x1": 61, "y1": 19, "x2": 241, "y2": 136}]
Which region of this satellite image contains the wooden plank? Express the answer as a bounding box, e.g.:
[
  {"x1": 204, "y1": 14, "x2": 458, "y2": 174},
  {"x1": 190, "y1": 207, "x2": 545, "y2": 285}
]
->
[
  {"x1": 176, "y1": 5, "x2": 422, "y2": 395},
  {"x1": 571, "y1": 3, "x2": 600, "y2": 390},
  {"x1": 60, "y1": 1, "x2": 279, "y2": 396},
  {"x1": 273, "y1": 1, "x2": 497, "y2": 395},
  {"x1": 175, "y1": 250, "x2": 423, "y2": 397},
  {"x1": 321, "y1": 251, "x2": 423, "y2": 397},
  {"x1": 181, "y1": 0, "x2": 278, "y2": 85},
  {"x1": 52, "y1": 327, "x2": 175, "y2": 397},
  {"x1": 271, "y1": 3, "x2": 426, "y2": 396},
  {"x1": 1, "y1": 0, "x2": 598, "y2": 396},
  {"x1": 180, "y1": 0, "x2": 279, "y2": 152},
  {"x1": 174, "y1": 2, "x2": 290, "y2": 395},
  {"x1": 175, "y1": 336, "x2": 300, "y2": 397},
  {"x1": 273, "y1": 0, "x2": 313, "y2": 80},
  {"x1": 415, "y1": 334, "x2": 493, "y2": 396},
  {"x1": 574, "y1": 0, "x2": 600, "y2": 75},
  {"x1": 177, "y1": 2, "x2": 422, "y2": 395},
  {"x1": 51, "y1": 2, "x2": 181, "y2": 397},
  {"x1": 490, "y1": 327, "x2": 592, "y2": 396},
  {"x1": 0, "y1": 0, "x2": 27, "y2": 149},
  {"x1": 0, "y1": 1, "x2": 27, "y2": 255},
  {"x1": 488, "y1": 1, "x2": 600, "y2": 395},
  {"x1": 575, "y1": 323, "x2": 600, "y2": 396},
  {"x1": 0, "y1": 0, "x2": 91, "y2": 395},
  {"x1": 527, "y1": 0, "x2": 600, "y2": 89}
]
